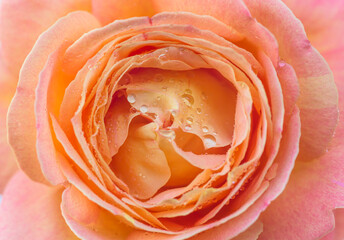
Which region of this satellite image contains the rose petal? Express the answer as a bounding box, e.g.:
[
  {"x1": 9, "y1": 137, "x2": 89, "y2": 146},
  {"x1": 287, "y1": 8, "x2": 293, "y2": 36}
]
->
[
  {"x1": 110, "y1": 119, "x2": 171, "y2": 199},
  {"x1": 0, "y1": 49, "x2": 18, "y2": 193},
  {"x1": 7, "y1": 11, "x2": 100, "y2": 183},
  {"x1": 61, "y1": 185, "x2": 133, "y2": 239},
  {"x1": 0, "y1": 0, "x2": 92, "y2": 77},
  {"x1": 0, "y1": 171, "x2": 76, "y2": 239},
  {"x1": 244, "y1": 0, "x2": 339, "y2": 160},
  {"x1": 320, "y1": 208, "x2": 344, "y2": 240},
  {"x1": 259, "y1": 130, "x2": 344, "y2": 239},
  {"x1": 92, "y1": 0, "x2": 156, "y2": 25},
  {"x1": 152, "y1": 0, "x2": 279, "y2": 64}
]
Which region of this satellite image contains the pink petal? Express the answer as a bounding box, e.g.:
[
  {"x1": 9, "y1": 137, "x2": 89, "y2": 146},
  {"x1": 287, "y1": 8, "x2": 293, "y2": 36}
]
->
[
  {"x1": 259, "y1": 134, "x2": 344, "y2": 239},
  {"x1": 0, "y1": 0, "x2": 92, "y2": 77},
  {"x1": 0, "y1": 49, "x2": 18, "y2": 192},
  {"x1": 0, "y1": 171, "x2": 76, "y2": 239},
  {"x1": 320, "y1": 208, "x2": 344, "y2": 240},
  {"x1": 244, "y1": 0, "x2": 338, "y2": 160}
]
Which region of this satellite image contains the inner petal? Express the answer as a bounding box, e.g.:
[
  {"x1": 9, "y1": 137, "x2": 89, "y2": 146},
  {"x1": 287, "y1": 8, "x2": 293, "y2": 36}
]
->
[
  {"x1": 122, "y1": 68, "x2": 237, "y2": 149},
  {"x1": 110, "y1": 117, "x2": 171, "y2": 199}
]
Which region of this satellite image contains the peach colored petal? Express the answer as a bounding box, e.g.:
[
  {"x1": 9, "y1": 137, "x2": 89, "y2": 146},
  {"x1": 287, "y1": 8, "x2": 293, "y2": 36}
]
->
[
  {"x1": 0, "y1": 0, "x2": 91, "y2": 77},
  {"x1": 104, "y1": 94, "x2": 140, "y2": 156},
  {"x1": 158, "y1": 137, "x2": 202, "y2": 188},
  {"x1": 92, "y1": 0, "x2": 156, "y2": 25},
  {"x1": 152, "y1": 0, "x2": 279, "y2": 64},
  {"x1": 231, "y1": 221, "x2": 263, "y2": 240},
  {"x1": 244, "y1": 0, "x2": 338, "y2": 160},
  {"x1": 7, "y1": 11, "x2": 100, "y2": 184},
  {"x1": 61, "y1": 185, "x2": 133, "y2": 239},
  {"x1": 35, "y1": 44, "x2": 69, "y2": 185},
  {"x1": 0, "y1": 171, "x2": 76, "y2": 239},
  {"x1": 111, "y1": 120, "x2": 171, "y2": 200}
]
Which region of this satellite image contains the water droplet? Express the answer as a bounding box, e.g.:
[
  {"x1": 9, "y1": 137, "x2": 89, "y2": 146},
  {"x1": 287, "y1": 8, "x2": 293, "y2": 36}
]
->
[
  {"x1": 140, "y1": 105, "x2": 148, "y2": 113},
  {"x1": 204, "y1": 134, "x2": 216, "y2": 148},
  {"x1": 201, "y1": 92, "x2": 207, "y2": 100},
  {"x1": 162, "y1": 86, "x2": 168, "y2": 91},
  {"x1": 169, "y1": 78, "x2": 175, "y2": 83},
  {"x1": 185, "y1": 89, "x2": 192, "y2": 94},
  {"x1": 155, "y1": 74, "x2": 163, "y2": 82},
  {"x1": 202, "y1": 126, "x2": 209, "y2": 133},
  {"x1": 196, "y1": 108, "x2": 202, "y2": 114},
  {"x1": 129, "y1": 107, "x2": 137, "y2": 114},
  {"x1": 157, "y1": 96, "x2": 161, "y2": 101},
  {"x1": 170, "y1": 109, "x2": 177, "y2": 117},
  {"x1": 185, "y1": 125, "x2": 192, "y2": 131},
  {"x1": 121, "y1": 74, "x2": 131, "y2": 85},
  {"x1": 158, "y1": 53, "x2": 167, "y2": 61},
  {"x1": 279, "y1": 61, "x2": 286, "y2": 67},
  {"x1": 181, "y1": 94, "x2": 194, "y2": 107},
  {"x1": 186, "y1": 117, "x2": 193, "y2": 125},
  {"x1": 159, "y1": 129, "x2": 176, "y2": 139},
  {"x1": 127, "y1": 94, "x2": 136, "y2": 104}
]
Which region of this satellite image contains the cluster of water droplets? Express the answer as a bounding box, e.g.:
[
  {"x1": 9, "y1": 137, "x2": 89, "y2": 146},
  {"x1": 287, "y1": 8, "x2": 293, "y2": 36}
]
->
[{"x1": 125, "y1": 72, "x2": 218, "y2": 148}]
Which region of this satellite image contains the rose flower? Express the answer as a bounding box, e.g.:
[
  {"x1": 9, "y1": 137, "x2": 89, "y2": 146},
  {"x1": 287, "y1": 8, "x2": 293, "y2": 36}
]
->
[{"x1": 0, "y1": 0, "x2": 343, "y2": 239}]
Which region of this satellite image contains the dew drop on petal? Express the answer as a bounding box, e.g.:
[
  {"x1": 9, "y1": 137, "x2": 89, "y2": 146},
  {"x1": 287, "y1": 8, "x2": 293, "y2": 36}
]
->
[
  {"x1": 202, "y1": 126, "x2": 209, "y2": 133},
  {"x1": 186, "y1": 117, "x2": 193, "y2": 125},
  {"x1": 140, "y1": 105, "x2": 148, "y2": 113},
  {"x1": 170, "y1": 109, "x2": 177, "y2": 117},
  {"x1": 185, "y1": 89, "x2": 192, "y2": 94},
  {"x1": 159, "y1": 129, "x2": 176, "y2": 139},
  {"x1": 158, "y1": 53, "x2": 167, "y2": 61},
  {"x1": 181, "y1": 94, "x2": 194, "y2": 107},
  {"x1": 196, "y1": 108, "x2": 202, "y2": 114},
  {"x1": 185, "y1": 125, "x2": 192, "y2": 131},
  {"x1": 204, "y1": 134, "x2": 216, "y2": 148},
  {"x1": 127, "y1": 94, "x2": 136, "y2": 104},
  {"x1": 279, "y1": 61, "x2": 286, "y2": 67},
  {"x1": 155, "y1": 74, "x2": 164, "y2": 82}
]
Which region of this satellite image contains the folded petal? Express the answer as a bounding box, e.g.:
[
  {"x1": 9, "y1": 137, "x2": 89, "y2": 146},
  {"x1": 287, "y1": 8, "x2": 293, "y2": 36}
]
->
[
  {"x1": 61, "y1": 186, "x2": 133, "y2": 239},
  {"x1": 0, "y1": 0, "x2": 92, "y2": 77},
  {"x1": 110, "y1": 120, "x2": 171, "y2": 199},
  {"x1": 0, "y1": 171, "x2": 77, "y2": 240}
]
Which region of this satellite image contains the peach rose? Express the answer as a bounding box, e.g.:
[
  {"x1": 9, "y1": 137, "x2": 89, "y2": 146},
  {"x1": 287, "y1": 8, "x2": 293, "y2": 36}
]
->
[{"x1": 0, "y1": 0, "x2": 343, "y2": 239}]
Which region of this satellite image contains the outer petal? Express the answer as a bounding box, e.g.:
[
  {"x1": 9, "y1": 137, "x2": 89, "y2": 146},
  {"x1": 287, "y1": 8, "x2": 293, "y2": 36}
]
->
[
  {"x1": 257, "y1": 1, "x2": 344, "y2": 239},
  {"x1": 321, "y1": 208, "x2": 344, "y2": 240},
  {"x1": 0, "y1": 48, "x2": 18, "y2": 192},
  {"x1": 61, "y1": 186, "x2": 133, "y2": 239},
  {"x1": 0, "y1": 0, "x2": 92, "y2": 77},
  {"x1": 243, "y1": 0, "x2": 338, "y2": 160},
  {"x1": 92, "y1": 0, "x2": 156, "y2": 25},
  {"x1": 0, "y1": 171, "x2": 77, "y2": 239},
  {"x1": 282, "y1": 0, "x2": 344, "y2": 151},
  {"x1": 7, "y1": 11, "x2": 100, "y2": 184}
]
